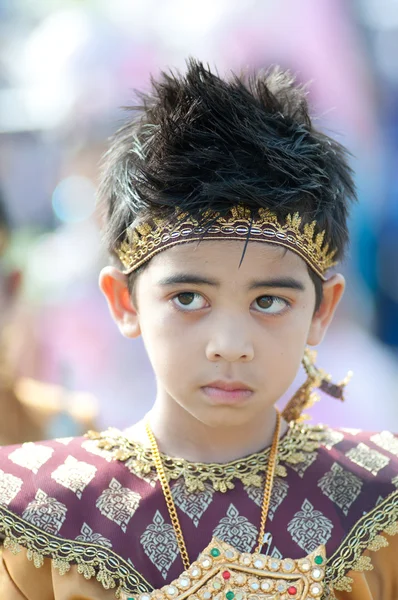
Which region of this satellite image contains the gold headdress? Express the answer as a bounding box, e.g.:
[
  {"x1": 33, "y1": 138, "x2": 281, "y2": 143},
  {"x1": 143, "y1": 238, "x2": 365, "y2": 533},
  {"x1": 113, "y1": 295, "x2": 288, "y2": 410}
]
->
[{"x1": 116, "y1": 205, "x2": 337, "y2": 280}]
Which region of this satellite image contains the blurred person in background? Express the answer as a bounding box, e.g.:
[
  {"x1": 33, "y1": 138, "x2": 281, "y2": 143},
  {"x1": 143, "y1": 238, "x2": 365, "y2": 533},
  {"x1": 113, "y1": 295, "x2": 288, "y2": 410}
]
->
[
  {"x1": 0, "y1": 188, "x2": 98, "y2": 444},
  {"x1": 0, "y1": 60, "x2": 396, "y2": 600}
]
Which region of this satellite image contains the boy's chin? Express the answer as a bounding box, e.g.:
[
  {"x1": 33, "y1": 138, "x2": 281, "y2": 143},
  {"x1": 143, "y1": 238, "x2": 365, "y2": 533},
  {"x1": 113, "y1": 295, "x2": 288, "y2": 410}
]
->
[{"x1": 186, "y1": 403, "x2": 262, "y2": 429}]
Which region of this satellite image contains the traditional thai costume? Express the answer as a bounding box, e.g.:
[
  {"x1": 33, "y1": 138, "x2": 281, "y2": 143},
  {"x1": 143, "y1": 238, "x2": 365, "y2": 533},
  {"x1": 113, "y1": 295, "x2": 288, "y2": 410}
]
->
[
  {"x1": 0, "y1": 422, "x2": 397, "y2": 599},
  {"x1": 1, "y1": 207, "x2": 396, "y2": 599}
]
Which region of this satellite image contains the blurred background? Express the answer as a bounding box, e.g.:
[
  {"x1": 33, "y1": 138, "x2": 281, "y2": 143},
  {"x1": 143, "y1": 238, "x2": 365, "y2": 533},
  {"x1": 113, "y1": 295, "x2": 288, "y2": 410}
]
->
[{"x1": 0, "y1": 0, "x2": 398, "y2": 442}]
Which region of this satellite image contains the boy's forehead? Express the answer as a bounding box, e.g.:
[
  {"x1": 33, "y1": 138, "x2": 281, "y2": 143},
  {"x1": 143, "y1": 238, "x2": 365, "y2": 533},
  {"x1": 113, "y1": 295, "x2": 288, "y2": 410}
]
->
[{"x1": 146, "y1": 239, "x2": 310, "y2": 280}]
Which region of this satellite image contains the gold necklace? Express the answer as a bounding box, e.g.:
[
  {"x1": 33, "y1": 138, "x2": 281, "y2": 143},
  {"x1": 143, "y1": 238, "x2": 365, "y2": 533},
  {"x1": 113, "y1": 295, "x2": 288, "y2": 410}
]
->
[{"x1": 145, "y1": 410, "x2": 281, "y2": 571}]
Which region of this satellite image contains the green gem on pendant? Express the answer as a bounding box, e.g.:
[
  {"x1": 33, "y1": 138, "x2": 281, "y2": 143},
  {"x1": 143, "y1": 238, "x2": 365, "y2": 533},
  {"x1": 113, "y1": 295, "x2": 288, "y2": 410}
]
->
[
  {"x1": 211, "y1": 548, "x2": 221, "y2": 557},
  {"x1": 314, "y1": 555, "x2": 323, "y2": 565},
  {"x1": 226, "y1": 592, "x2": 235, "y2": 600}
]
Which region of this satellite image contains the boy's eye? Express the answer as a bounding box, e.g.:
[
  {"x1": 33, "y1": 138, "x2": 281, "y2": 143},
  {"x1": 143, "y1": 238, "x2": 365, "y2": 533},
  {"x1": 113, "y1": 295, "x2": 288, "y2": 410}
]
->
[
  {"x1": 253, "y1": 295, "x2": 289, "y2": 314},
  {"x1": 172, "y1": 292, "x2": 208, "y2": 311}
]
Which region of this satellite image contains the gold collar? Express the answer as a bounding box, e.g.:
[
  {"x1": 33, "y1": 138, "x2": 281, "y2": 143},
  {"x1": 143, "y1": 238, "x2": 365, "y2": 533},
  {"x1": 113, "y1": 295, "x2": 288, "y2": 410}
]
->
[{"x1": 86, "y1": 422, "x2": 326, "y2": 493}]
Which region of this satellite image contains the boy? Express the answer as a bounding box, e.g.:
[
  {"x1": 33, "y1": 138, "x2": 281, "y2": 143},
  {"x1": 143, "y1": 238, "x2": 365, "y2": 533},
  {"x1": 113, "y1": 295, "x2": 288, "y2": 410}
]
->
[{"x1": 0, "y1": 60, "x2": 397, "y2": 599}]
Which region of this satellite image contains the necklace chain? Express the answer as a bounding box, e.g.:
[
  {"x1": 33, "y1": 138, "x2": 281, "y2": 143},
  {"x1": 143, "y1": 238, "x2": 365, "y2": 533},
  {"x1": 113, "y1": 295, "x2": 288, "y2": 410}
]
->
[{"x1": 145, "y1": 411, "x2": 281, "y2": 571}]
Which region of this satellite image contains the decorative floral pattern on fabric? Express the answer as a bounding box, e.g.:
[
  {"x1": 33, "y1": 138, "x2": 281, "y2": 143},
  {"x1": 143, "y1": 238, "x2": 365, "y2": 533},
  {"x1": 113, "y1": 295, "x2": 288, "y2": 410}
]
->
[
  {"x1": 51, "y1": 456, "x2": 97, "y2": 498},
  {"x1": 322, "y1": 430, "x2": 344, "y2": 450},
  {"x1": 245, "y1": 477, "x2": 289, "y2": 521},
  {"x1": 212, "y1": 504, "x2": 257, "y2": 553},
  {"x1": 346, "y1": 443, "x2": 390, "y2": 475},
  {"x1": 75, "y1": 522, "x2": 112, "y2": 548},
  {"x1": 171, "y1": 479, "x2": 214, "y2": 527},
  {"x1": 22, "y1": 489, "x2": 67, "y2": 535},
  {"x1": 8, "y1": 443, "x2": 53, "y2": 473},
  {"x1": 55, "y1": 437, "x2": 74, "y2": 445},
  {"x1": 286, "y1": 452, "x2": 317, "y2": 479},
  {"x1": 287, "y1": 499, "x2": 333, "y2": 553},
  {"x1": 371, "y1": 431, "x2": 398, "y2": 457},
  {"x1": 317, "y1": 463, "x2": 363, "y2": 516},
  {"x1": 0, "y1": 469, "x2": 23, "y2": 505},
  {"x1": 96, "y1": 478, "x2": 141, "y2": 532},
  {"x1": 140, "y1": 510, "x2": 179, "y2": 579},
  {"x1": 268, "y1": 478, "x2": 290, "y2": 521}
]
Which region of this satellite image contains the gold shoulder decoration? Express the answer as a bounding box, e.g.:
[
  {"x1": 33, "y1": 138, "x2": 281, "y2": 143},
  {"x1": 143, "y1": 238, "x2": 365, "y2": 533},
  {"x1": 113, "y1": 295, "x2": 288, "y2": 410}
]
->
[
  {"x1": 116, "y1": 204, "x2": 337, "y2": 280},
  {"x1": 0, "y1": 505, "x2": 152, "y2": 598},
  {"x1": 86, "y1": 422, "x2": 327, "y2": 493},
  {"x1": 121, "y1": 536, "x2": 326, "y2": 600},
  {"x1": 325, "y1": 490, "x2": 398, "y2": 598},
  {"x1": 282, "y1": 348, "x2": 352, "y2": 424}
]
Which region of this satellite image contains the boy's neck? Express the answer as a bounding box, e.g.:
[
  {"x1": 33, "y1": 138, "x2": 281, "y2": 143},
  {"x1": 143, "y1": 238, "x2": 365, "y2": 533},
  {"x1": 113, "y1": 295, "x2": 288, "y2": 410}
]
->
[{"x1": 134, "y1": 399, "x2": 288, "y2": 464}]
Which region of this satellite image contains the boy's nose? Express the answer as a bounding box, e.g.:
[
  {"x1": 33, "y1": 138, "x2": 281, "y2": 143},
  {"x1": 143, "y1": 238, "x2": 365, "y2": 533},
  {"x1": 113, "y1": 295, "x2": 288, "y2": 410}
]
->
[{"x1": 205, "y1": 322, "x2": 254, "y2": 363}]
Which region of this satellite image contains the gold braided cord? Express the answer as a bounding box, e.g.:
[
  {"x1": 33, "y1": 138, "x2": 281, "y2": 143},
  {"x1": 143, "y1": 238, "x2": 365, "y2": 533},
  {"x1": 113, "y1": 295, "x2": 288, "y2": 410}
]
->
[
  {"x1": 254, "y1": 410, "x2": 281, "y2": 554},
  {"x1": 145, "y1": 421, "x2": 191, "y2": 571},
  {"x1": 87, "y1": 421, "x2": 326, "y2": 493},
  {"x1": 116, "y1": 205, "x2": 337, "y2": 280},
  {"x1": 145, "y1": 410, "x2": 281, "y2": 571}
]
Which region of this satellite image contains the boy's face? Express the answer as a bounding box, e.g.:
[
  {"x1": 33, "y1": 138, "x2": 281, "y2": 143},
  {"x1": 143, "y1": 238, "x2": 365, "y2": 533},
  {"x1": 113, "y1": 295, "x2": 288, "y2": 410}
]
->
[{"x1": 100, "y1": 240, "x2": 344, "y2": 428}]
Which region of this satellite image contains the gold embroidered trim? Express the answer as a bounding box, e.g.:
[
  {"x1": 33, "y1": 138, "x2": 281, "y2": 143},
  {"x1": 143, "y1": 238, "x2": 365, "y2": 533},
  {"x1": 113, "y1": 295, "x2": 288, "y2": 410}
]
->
[
  {"x1": 0, "y1": 505, "x2": 152, "y2": 598},
  {"x1": 86, "y1": 422, "x2": 327, "y2": 493},
  {"x1": 325, "y1": 490, "x2": 398, "y2": 596},
  {"x1": 117, "y1": 204, "x2": 337, "y2": 279}
]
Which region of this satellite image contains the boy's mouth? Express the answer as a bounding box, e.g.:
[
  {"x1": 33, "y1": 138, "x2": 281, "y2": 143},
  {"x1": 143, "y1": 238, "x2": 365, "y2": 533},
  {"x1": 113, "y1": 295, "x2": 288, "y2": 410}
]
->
[{"x1": 201, "y1": 380, "x2": 254, "y2": 404}]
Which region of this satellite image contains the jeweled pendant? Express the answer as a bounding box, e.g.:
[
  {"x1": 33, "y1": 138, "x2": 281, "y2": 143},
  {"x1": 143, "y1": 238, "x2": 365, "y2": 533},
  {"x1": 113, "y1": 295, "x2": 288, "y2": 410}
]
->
[{"x1": 125, "y1": 537, "x2": 326, "y2": 600}]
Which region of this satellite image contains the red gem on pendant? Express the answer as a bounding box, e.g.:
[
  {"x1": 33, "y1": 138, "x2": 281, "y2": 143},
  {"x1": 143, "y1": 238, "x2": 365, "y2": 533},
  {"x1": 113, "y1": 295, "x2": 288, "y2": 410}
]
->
[
  {"x1": 287, "y1": 586, "x2": 297, "y2": 596},
  {"x1": 222, "y1": 571, "x2": 231, "y2": 580}
]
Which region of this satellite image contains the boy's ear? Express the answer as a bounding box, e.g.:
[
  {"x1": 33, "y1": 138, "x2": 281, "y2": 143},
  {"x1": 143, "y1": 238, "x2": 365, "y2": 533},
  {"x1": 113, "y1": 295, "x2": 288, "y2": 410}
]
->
[
  {"x1": 307, "y1": 273, "x2": 345, "y2": 346},
  {"x1": 99, "y1": 266, "x2": 141, "y2": 339}
]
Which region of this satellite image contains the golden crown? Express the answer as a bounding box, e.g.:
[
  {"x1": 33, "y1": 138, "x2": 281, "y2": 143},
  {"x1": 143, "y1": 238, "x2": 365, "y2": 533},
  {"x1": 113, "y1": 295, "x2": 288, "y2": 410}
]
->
[{"x1": 116, "y1": 205, "x2": 337, "y2": 280}]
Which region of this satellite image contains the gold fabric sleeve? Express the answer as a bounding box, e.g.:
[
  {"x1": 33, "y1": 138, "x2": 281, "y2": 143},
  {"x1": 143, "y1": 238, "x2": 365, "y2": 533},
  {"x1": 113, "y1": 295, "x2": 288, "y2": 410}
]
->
[
  {"x1": 332, "y1": 530, "x2": 398, "y2": 600},
  {"x1": 0, "y1": 547, "x2": 116, "y2": 600}
]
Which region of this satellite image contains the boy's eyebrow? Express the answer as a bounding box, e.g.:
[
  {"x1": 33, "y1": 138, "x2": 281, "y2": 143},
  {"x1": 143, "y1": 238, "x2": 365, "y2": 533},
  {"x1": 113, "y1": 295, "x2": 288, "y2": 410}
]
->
[
  {"x1": 157, "y1": 274, "x2": 305, "y2": 291},
  {"x1": 157, "y1": 274, "x2": 220, "y2": 287},
  {"x1": 249, "y1": 277, "x2": 306, "y2": 291}
]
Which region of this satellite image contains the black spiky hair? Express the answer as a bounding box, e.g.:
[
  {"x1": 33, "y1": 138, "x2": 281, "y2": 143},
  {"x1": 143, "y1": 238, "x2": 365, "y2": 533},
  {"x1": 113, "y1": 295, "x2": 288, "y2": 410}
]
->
[{"x1": 99, "y1": 58, "x2": 356, "y2": 265}]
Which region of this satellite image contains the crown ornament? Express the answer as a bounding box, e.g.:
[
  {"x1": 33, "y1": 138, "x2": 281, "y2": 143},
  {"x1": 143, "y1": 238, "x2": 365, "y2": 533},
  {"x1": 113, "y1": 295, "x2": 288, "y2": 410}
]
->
[{"x1": 116, "y1": 205, "x2": 337, "y2": 280}]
